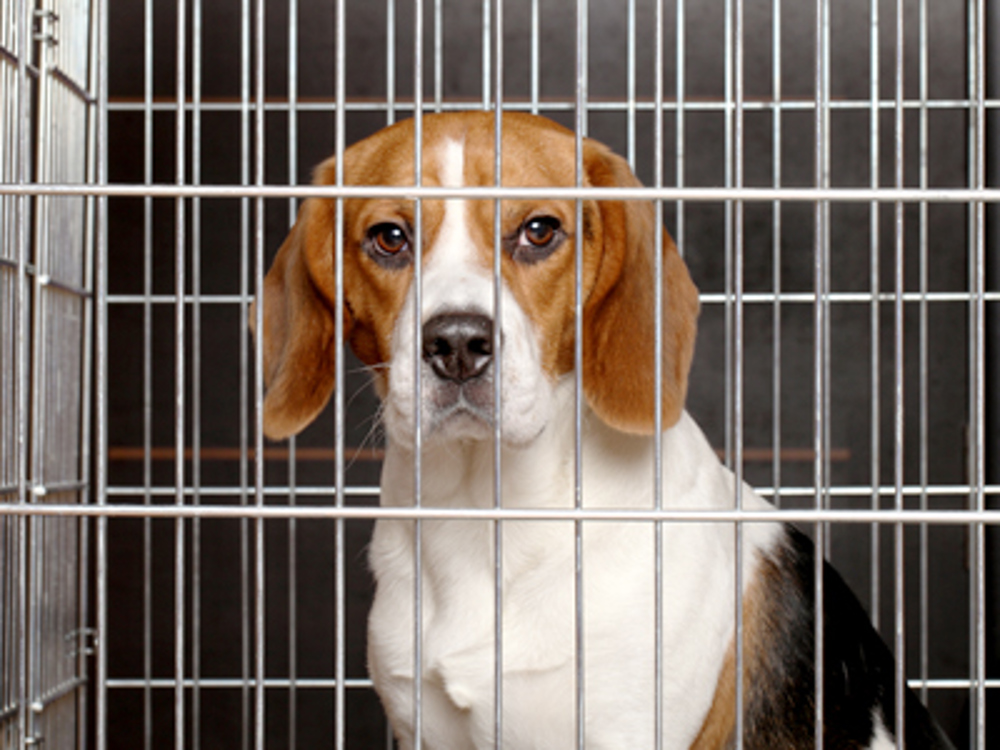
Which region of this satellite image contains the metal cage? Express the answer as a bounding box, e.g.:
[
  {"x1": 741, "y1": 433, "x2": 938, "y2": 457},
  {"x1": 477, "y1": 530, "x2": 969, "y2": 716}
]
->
[
  {"x1": 2, "y1": 1, "x2": 97, "y2": 748},
  {"x1": 1, "y1": 0, "x2": 998, "y2": 748}
]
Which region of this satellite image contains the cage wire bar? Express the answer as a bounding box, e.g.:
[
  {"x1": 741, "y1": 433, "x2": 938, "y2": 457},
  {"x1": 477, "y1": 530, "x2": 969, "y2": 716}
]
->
[
  {"x1": 0, "y1": 0, "x2": 998, "y2": 748},
  {"x1": 489, "y1": 3, "x2": 507, "y2": 749},
  {"x1": 1, "y1": 0, "x2": 97, "y2": 749},
  {"x1": 572, "y1": 3, "x2": 587, "y2": 750},
  {"x1": 970, "y1": 1, "x2": 989, "y2": 746}
]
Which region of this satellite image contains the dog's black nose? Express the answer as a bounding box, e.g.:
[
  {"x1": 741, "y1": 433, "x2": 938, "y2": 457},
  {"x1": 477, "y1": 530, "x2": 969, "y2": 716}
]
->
[{"x1": 422, "y1": 313, "x2": 494, "y2": 383}]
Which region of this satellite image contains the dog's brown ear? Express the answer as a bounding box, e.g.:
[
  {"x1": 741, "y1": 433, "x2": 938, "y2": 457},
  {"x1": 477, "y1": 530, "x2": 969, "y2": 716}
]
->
[
  {"x1": 250, "y1": 191, "x2": 351, "y2": 440},
  {"x1": 581, "y1": 141, "x2": 700, "y2": 434}
]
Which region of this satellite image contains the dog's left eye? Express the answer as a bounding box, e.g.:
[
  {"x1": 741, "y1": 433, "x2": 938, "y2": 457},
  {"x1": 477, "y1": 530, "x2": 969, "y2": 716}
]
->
[
  {"x1": 364, "y1": 223, "x2": 412, "y2": 268},
  {"x1": 523, "y1": 217, "x2": 558, "y2": 246},
  {"x1": 509, "y1": 216, "x2": 564, "y2": 263}
]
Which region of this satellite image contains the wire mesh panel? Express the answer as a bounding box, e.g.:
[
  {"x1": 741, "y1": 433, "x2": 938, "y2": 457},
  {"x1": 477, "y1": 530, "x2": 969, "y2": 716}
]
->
[
  {"x1": 0, "y1": 4, "x2": 31, "y2": 745},
  {"x1": 95, "y1": 1, "x2": 998, "y2": 748},
  {"x1": 0, "y1": 1, "x2": 97, "y2": 749},
  {"x1": 0, "y1": 0, "x2": 994, "y2": 748}
]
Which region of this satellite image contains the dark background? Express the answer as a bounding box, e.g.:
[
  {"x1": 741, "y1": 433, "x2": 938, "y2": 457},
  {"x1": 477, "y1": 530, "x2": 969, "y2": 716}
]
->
[{"x1": 100, "y1": 0, "x2": 997, "y2": 746}]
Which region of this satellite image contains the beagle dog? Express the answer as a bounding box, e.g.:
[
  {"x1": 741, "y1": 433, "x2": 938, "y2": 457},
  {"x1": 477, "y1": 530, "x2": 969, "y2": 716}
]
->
[{"x1": 253, "y1": 112, "x2": 955, "y2": 749}]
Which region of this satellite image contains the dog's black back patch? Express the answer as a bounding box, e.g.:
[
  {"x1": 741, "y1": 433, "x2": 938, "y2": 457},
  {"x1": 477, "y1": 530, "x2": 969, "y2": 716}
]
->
[{"x1": 734, "y1": 525, "x2": 956, "y2": 750}]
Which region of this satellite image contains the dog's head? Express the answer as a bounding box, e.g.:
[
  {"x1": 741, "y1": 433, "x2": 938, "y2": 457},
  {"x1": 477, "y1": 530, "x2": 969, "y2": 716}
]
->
[{"x1": 252, "y1": 112, "x2": 699, "y2": 446}]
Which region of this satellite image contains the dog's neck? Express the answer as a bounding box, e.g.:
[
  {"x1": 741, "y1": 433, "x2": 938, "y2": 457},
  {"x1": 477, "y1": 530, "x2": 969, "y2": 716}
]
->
[{"x1": 379, "y1": 377, "x2": 748, "y2": 514}]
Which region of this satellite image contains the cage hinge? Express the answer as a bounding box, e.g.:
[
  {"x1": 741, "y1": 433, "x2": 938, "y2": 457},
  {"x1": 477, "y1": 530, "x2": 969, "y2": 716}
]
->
[
  {"x1": 33, "y1": 9, "x2": 59, "y2": 47},
  {"x1": 66, "y1": 627, "x2": 98, "y2": 658}
]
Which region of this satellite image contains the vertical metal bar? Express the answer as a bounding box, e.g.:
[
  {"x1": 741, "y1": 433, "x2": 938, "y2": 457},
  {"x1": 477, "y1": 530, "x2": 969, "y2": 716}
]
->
[
  {"x1": 970, "y1": 0, "x2": 987, "y2": 746},
  {"x1": 174, "y1": 1, "x2": 188, "y2": 747},
  {"x1": 573, "y1": 1, "x2": 587, "y2": 747},
  {"x1": 481, "y1": 0, "x2": 490, "y2": 110},
  {"x1": 288, "y1": 1, "x2": 298, "y2": 214},
  {"x1": 95, "y1": 0, "x2": 109, "y2": 743},
  {"x1": 491, "y1": 0, "x2": 505, "y2": 745},
  {"x1": 379, "y1": 1, "x2": 397, "y2": 742},
  {"x1": 732, "y1": 0, "x2": 746, "y2": 745},
  {"x1": 141, "y1": 0, "x2": 155, "y2": 744},
  {"x1": 675, "y1": 0, "x2": 685, "y2": 252},
  {"x1": 626, "y1": 0, "x2": 636, "y2": 169},
  {"x1": 385, "y1": 0, "x2": 396, "y2": 750},
  {"x1": 333, "y1": 0, "x2": 347, "y2": 745},
  {"x1": 530, "y1": 0, "x2": 539, "y2": 115},
  {"x1": 966, "y1": 4, "x2": 977, "y2": 742},
  {"x1": 253, "y1": 0, "x2": 267, "y2": 746},
  {"x1": 27, "y1": 18, "x2": 50, "y2": 742},
  {"x1": 78, "y1": 3, "x2": 101, "y2": 741},
  {"x1": 433, "y1": 0, "x2": 442, "y2": 112},
  {"x1": 412, "y1": 0, "x2": 425, "y2": 745},
  {"x1": 868, "y1": 0, "x2": 882, "y2": 633},
  {"x1": 722, "y1": 0, "x2": 734, "y2": 469},
  {"x1": 892, "y1": 0, "x2": 906, "y2": 742},
  {"x1": 917, "y1": 0, "x2": 930, "y2": 707},
  {"x1": 771, "y1": 0, "x2": 782, "y2": 508},
  {"x1": 191, "y1": 0, "x2": 205, "y2": 744},
  {"x1": 15, "y1": 0, "x2": 30, "y2": 747},
  {"x1": 386, "y1": 0, "x2": 396, "y2": 125},
  {"x1": 821, "y1": 2, "x2": 833, "y2": 563},
  {"x1": 286, "y1": 2, "x2": 299, "y2": 747},
  {"x1": 239, "y1": 0, "x2": 252, "y2": 743},
  {"x1": 813, "y1": 0, "x2": 830, "y2": 744},
  {"x1": 652, "y1": 0, "x2": 663, "y2": 743}
]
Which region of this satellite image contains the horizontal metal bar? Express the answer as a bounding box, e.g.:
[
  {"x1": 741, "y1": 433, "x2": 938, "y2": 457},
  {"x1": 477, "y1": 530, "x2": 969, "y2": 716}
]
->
[
  {"x1": 0, "y1": 257, "x2": 93, "y2": 296},
  {"x1": 108, "y1": 294, "x2": 250, "y2": 305},
  {"x1": 105, "y1": 291, "x2": 1000, "y2": 307},
  {"x1": 2, "y1": 481, "x2": 986, "y2": 502},
  {"x1": 115, "y1": 483, "x2": 997, "y2": 498},
  {"x1": 906, "y1": 679, "x2": 1000, "y2": 690},
  {"x1": 0, "y1": 485, "x2": 379, "y2": 500},
  {"x1": 0, "y1": 480, "x2": 90, "y2": 498},
  {"x1": 50, "y1": 66, "x2": 98, "y2": 105},
  {"x1": 0, "y1": 43, "x2": 40, "y2": 78},
  {"x1": 29, "y1": 677, "x2": 88, "y2": 714},
  {"x1": 103, "y1": 96, "x2": 1000, "y2": 114},
  {"x1": 105, "y1": 445, "x2": 844, "y2": 464},
  {"x1": 29, "y1": 480, "x2": 90, "y2": 497},
  {"x1": 0, "y1": 679, "x2": 88, "y2": 725},
  {"x1": 0, "y1": 256, "x2": 31, "y2": 272},
  {"x1": 105, "y1": 677, "x2": 374, "y2": 690},
  {"x1": 99, "y1": 676, "x2": 1000, "y2": 692},
  {"x1": 5, "y1": 182, "x2": 1000, "y2": 204},
  {"x1": 108, "y1": 445, "x2": 385, "y2": 463},
  {"x1": 104, "y1": 485, "x2": 381, "y2": 499},
  {"x1": 36, "y1": 274, "x2": 93, "y2": 298},
  {"x1": 2, "y1": 502, "x2": 999, "y2": 524},
  {"x1": 700, "y1": 291, "x2": 1000, "y2": 304}
]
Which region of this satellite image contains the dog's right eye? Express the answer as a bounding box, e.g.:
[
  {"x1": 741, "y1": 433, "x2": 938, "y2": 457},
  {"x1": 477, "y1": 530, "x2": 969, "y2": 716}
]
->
[
  {"x1": 365, "y1": 223, "x2": 412, "y2": 268},
  {"x1": 506, "y1": 215, "x2": 565, "y2": 264}
]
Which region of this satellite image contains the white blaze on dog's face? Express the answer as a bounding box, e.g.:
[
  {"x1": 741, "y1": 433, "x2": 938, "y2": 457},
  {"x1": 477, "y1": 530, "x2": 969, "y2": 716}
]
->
[
  {"x1": 252, "y1": 111, "x2": 699, "y2": 446},
  {"x1": 383, "y1": 138, "x2": 557, "y2": 447}
]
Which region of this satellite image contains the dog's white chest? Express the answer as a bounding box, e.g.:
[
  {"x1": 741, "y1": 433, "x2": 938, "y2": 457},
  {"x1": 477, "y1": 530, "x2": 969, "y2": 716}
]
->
[
  {"x1": 367, "y1": 516, "x2": 580, "y2": 749},
  {"x1": 366, "y1": 411, "x2": 780, "y2": 750}
]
